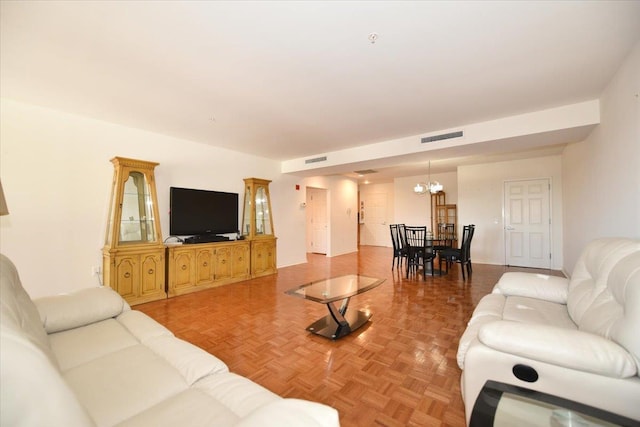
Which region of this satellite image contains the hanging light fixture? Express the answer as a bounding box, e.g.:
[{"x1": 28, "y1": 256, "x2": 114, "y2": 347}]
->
[{"x1": 413, "y1": 161, "x2": 443, "y2": 194}]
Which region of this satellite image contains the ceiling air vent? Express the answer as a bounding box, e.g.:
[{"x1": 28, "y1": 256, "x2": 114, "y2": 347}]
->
[
  {"x1": 421, "y1": 131, "x2": 463, "y2": 144},
  {"x1": 354, "y1": 169, "x2": 377, "y2": 175},
  {"x1": 305, "y1": 156, "x2": 327, "y2": 164}
]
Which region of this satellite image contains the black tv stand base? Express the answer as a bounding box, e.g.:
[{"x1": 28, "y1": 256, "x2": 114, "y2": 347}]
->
[{"x1": 184, "y1": 235, "x2": 230, "y2": 244}]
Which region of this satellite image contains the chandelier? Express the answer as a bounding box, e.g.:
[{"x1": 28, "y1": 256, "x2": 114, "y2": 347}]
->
[{"x1": 413, "y1": 161, "x2": 443, "y2": 194}]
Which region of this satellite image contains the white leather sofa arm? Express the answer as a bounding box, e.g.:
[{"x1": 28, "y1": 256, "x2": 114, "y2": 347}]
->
[
  {"x1": 478, "y1": 321, "x2": 637, "y2": 378},
  {"x1": 35, "y1": 287, "x2": 130, "y2": 333},
  {"x1": 492, "y1": 272, "x2": 569, "y2": 303},
  {"x1": 234, "y1": 399, "x2": 340, "y2": 427}
]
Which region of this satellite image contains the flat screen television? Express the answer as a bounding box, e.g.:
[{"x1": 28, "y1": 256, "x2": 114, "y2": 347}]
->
[{"x1": 169, "y1": 187, "x2": 239, "y2": 236}]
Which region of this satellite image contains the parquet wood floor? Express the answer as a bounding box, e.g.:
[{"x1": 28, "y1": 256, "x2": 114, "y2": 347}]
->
[{"x1": 136, "y1": 246, "x2": 563, "y2": 426}]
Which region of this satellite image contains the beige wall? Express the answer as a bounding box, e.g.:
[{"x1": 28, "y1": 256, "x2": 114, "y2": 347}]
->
[
  {"x1": 562, "y1": 42, "x2": 640, "y2": 273},
  {"x1": 392, "y1": 171, "x2": 458, "y2": 228},
  {"x1": 358, "y1": 182, "x2": 394, "y2": 247}
]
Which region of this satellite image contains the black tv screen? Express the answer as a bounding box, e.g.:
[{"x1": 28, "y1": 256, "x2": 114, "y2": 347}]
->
[{"x1": 169, "y1": 187, "x2": 239, "y2": 236}]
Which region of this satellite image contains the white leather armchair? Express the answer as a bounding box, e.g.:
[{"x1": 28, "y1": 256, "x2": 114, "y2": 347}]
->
[{"x1": 457, "y1": 238, "x2": 640, "y2": 425}]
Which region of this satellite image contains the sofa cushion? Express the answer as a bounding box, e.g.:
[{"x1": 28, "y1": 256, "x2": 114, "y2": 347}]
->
[
  {"x1": 1, "y1": 328, "x2": 96, "y2": 427},
  {"x1": 36, "y1": 286, "x2": 130, "y2": 333},
  {"x1": 115, "y1": 388, "x2": 241, "y2": 427},
  {"x1": 0, "y1": 254, "x2": 56, "y2": 367},
  {"x1": 501, "y1": 296, "x2": 576, "y2": 329},
  {"x1": 49, "y1": 318, "x2": 140, "y2": 371},
  {"x1": 194, "y1": 372, "x2": 281, "y2": 418},
  {"x1": 468, "y1": 293, "x2": 505, "y2": 318},
  {"x1": 568, "y1": 238, "x2": 640, "y2": 327},
  {"x1": 48, "y1": 310, "x2": 237, "y2": 426},
  {"x1": 116, "y1": 311, "x2": 229, "y2": 384},
  {"x1": 456, "y1": 293, "x2": 576, "y2": 370},
  {"x1": 116, "y1": 309, "x2": 173, "y2": 341},
  {"x1": 478, "y1": 321, "x2": 637, "y2": 378},
  {"x1": 605, "y1": 251, "x2": 640, "y2": 373},
  {"x1": 493, "y1": 272, "x2": 569, "y2": 303},
  {"x1": 144, "y1": 335, "x2": 229, "y2": 385},
  {"x1": 63, "y1": 344, "x2": 191, "y2": 427},
  {"x1": 0, "y1": 254, "x2": 95, "y2": 427}
]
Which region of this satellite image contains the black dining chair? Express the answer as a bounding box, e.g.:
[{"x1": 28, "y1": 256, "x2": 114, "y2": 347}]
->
[
  {"x1": 389, "y1": 224, "x2": 408, "y2": 270},
  {"x1": 404, "y1": 225, "x2": 436, "y2": 280},
  {"x1": 433, "y1": 223, "x2": 455, "y2": 255},
  {"x1": 439, "y1": 224, "x2": 475, "y2": 280}
]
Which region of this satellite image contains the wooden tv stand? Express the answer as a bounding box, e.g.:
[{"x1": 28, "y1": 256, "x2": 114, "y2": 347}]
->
[{"x1": 166, "y1": 240, "x2": 253, "y2": 297}]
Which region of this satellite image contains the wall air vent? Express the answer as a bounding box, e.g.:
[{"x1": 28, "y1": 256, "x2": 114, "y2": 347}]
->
[
  {"x1": 354, "y1": 169, "x2": 377, "y2": 175},
  {"x1": 421, "y1": 131, "x2": 463, "y2": 144},
  {"x1": 305, "y1": 156, "x2": 327, "y2": 164}
]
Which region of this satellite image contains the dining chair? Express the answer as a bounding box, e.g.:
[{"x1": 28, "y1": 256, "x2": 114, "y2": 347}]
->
[
  {"x1": 433, "y1": 223, "x2": 455, "y2": 255},
  {"x1": 404, "y1": 225, "x2": 436, "y2": 280},
  {"x1": 389, "y1": 224, "x2": 408, "y2": 270},
  {"x1": 439, "y1": 224, "x2": 475, "y2": 280},
  {"x1": 444, "y1": 223, "x2": 455, "y2": 246}
]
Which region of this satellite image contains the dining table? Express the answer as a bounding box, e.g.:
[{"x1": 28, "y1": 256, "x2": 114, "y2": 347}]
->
[{"x1": 403, "y1": 226, "x2": 451, "y2": 277}]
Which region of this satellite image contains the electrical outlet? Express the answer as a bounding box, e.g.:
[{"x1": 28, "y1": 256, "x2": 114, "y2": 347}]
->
[{"x1": 92, "y1": 266, "x2": 101, "y2": 276}]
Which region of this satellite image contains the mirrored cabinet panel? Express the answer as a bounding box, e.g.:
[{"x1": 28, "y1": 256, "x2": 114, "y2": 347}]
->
[
  {"x1": 255, "y1": 185, "x2": 272, "y2": 235},
  {"x1": 120, "y1": 171, "x2": 156, "y2": 243},
  {"x1": 242, "y1": 185, "x2": 252, "y2": 237}
]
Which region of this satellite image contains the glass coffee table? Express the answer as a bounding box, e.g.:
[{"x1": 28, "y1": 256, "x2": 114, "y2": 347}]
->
[
  {"x1": 285, "y1": 274, "x2": 385, "y2": 340},
  {"x1": 471, "y1": 381, "x2": 637, "y2": 427}
]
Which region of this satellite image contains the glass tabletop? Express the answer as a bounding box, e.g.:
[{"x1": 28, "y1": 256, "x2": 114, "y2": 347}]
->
[
  {"x1": 471, "y1": 381, "x2": 635, "y2": 427},
  {"x1": 285, "y1": 274, "x2": 385, "y2": 304}
]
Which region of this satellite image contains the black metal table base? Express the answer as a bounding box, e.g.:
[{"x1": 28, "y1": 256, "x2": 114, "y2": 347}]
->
[
  {"x1": 286, "y1": 275, "x2": 384, "y2": 340},
  {"x1": 306, "y1": 305, "x2": 372, "y2": 340},
  {"x1": 407, "y1": 266, "x2": 445, "y2": 277}
]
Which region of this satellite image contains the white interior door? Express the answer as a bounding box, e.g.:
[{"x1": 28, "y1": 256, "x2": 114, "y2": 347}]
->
[
  {"x1": 362, "y1": 192, "x2": 388, "y2": 246},
  {"x1": 504, "y1": 179, "x2": 551, "y2": 268},
  {"x1": 307, "y1": 187, "x2": 328, "y2": 254}
]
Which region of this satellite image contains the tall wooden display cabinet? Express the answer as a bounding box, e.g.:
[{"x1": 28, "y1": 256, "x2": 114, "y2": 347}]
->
[
  {"x1": 102, "y1": 157, "x2": 167, "y2": 305},
  {"x1": 241, "y1": 178, "x2": 277, "y2": 278}
]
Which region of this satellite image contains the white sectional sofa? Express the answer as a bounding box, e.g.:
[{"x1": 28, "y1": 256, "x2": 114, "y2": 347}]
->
[
  {"x1": 457, "y1": 238, "x2": 640, "y2": 425},
  {"x1": 0, "y1": 254, "x2": 340, "y2": 427}
]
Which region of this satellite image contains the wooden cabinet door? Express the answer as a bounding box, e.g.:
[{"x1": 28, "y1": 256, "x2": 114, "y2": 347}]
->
[
  {"x1": 252, "y1": 239, "x2": 276, "y2": 277},
  {"x1": 195, "y1": 248, "x2": 215, "y2": 286},
  {"x1": 113, "y1": 255, "x2": 139, "y2": 300},
  {"x1": 214, "y1": 246, "x2": 233, "y2": 281},
  {"x1": 139, "y1": 252, "x2": 164, "y2": 298},
  {"x1": 113, "y1": 250, "x2": 165, "y2": 304},
  {"x1": 169, "y1": 248, "x2": 194, "y2": 293},
  {"x1": 231, "y1": 242, "x2": 250, "y2": 278}
]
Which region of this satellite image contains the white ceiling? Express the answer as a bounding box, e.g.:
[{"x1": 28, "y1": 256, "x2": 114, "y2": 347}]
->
[{"x1": 2, "y1": 1, "x2": 639, "y2": 183}]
